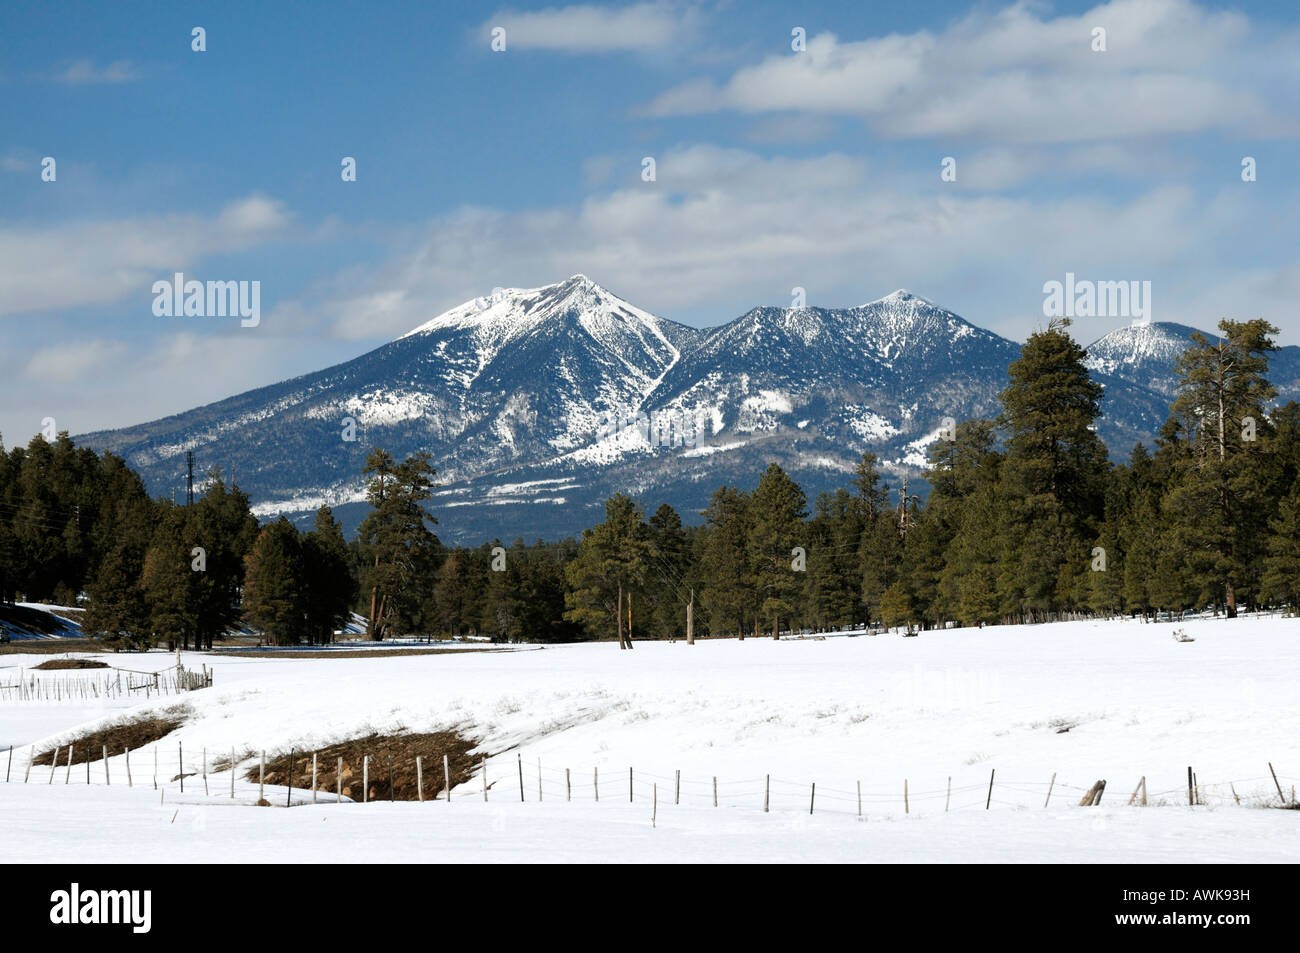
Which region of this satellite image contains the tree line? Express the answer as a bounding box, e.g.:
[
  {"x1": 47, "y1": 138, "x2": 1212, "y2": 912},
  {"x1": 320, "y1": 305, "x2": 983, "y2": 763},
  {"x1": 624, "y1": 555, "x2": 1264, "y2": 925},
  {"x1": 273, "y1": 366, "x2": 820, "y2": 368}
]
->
[{"x1": 3, "y1": 315, "x2": 1299, "y2": 647}]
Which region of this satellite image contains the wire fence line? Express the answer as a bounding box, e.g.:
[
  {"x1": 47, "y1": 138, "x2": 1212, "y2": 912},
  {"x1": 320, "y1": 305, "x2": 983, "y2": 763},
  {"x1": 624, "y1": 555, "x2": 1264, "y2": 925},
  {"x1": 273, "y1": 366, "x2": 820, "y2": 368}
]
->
[
  {"x1": 0, "y1": 665, "x2": 213, "y2": 702},
  {"x1": 3, "y1": 741, "x2": 1295, "y2": 818}
]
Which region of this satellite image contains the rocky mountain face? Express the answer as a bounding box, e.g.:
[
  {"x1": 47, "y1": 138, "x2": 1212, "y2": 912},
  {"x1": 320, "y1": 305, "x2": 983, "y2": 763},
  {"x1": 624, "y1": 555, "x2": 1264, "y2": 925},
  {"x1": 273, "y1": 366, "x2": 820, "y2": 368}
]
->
[{"x1": 80, "y1": 278, "x2": 1268, "y2": 543}]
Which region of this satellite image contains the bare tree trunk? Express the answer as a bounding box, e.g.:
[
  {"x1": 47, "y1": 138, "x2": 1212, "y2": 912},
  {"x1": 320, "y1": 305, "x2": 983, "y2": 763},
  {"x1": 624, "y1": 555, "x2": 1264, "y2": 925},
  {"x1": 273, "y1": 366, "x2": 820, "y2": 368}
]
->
[
  {"x1": 617, "y1": 583, "x2": 626, "y2": 650},
  {"x1": 686, "y1": 589, "x2": 694, "y2": 645}
]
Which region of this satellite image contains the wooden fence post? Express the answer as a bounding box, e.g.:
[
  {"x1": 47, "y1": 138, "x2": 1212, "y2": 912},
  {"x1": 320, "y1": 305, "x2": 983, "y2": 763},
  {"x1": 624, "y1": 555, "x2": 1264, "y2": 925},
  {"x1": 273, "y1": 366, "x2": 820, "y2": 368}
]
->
[
  {"x1": 202, "y1": 748, "x2": 208, "y2": 796},
  {"x1": 288, "y1": 750, "x2": 297, "y2": 807},
  {"x1": 1269, "y1": 762, "x2": 1286, "y2": 805},
  {"x1": 49, "y1": 746, "x2": 60, "y2": 784},
  {"x1": 1128, "y1": 777, "x2": 1144, "y2": 806},
  {"x1": 1079, "y1": 780, "x2": 1106, "y2": 806},
  {"x1": 675, "y1": 769, "x2": 680, "y2": 806},
  {"x1": 629, "y1": 766, "x2": 633, "y2": 803},
  {"x1": 336, "y1": 756, "x2": 342, "y2": 803},
  {"x1": 231, "y1": 748, "x2": 236, "y2": 799},
  {"x1": 713, "y1": 776, "x2": 718, "y2": 808},
  {"x1": 566, "y1": 767, "x2": 571, "y2": 802},
  {"x1": 1044, "y1": 772, "x2": 1056, "y2": 808},
  {"x1": 5, "y1": 745, "x2": 11, "y2": 783},
  {"x1": 1187, "y1": 766, "x2": 1194, "y2": 806},
  {"x1": 25, "y1": 747, "x2": 33, "y2": 783},
  {"x1": 483, "y1": 759, "x2": 488, "y2": 801},
  {"x1": 388, "y1": 754, "x2": 394, "y2": 802},
  {"x1": 447, "y1": 754, "x2": 453, "y2": 804},
  {"x1": 125, "y1": 748, "x2": 132, "y2": 788},
  {"x1": 65, "y1": 746, "x2": 74, "y2": 784},
  {"x1": 904, "y1": 779, "x2": 909, "y2": 814},
  {"x1": 104, "y1": 745, "x2": 110, "y2": 785},
  {"x1": 259, "y1": 750, "x2": 266, "y2": 803},
  {"x1": 179, "y1": 742, "x2": 184, "y2": 793},
  {"x1": 518, "y1": 754, "x2": 525, "y2": 802},
  {"x1": 810, "y1": 782, "x2": 816, "y2": 815},
  {"x1": 593, "y1": 766, "x2": 598, "y2": 802},
  {"x1": 416, "y1": 756, "x2": 424, "y2": 802},
  {"x1": 985, "y1": 768, "x2": 995, "y2": 810},
  {"x1": 311, "y1": 753, "x2": 317, "y2": 804},
  {"x1": 857, "y1": 781, "x2": 862, "y2": 818},
  {"x1": 362, "y1": 755, "x2": 369, "y2": 803},
  {"x1": 764, "y1": 774, "x2": 769, "y2": 813}
]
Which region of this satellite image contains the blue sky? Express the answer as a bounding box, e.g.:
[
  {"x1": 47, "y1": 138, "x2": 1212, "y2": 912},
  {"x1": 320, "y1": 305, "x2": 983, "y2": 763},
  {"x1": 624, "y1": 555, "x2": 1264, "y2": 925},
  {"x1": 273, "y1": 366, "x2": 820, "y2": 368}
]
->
[{"x1": 2, "y1": 0, "x2": 1298, "y2": 442}]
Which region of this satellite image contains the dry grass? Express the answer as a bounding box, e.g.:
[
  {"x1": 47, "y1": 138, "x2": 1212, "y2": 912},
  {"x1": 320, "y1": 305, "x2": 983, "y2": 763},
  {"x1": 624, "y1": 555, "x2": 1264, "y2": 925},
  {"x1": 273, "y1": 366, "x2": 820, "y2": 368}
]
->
[
  {"x1": 243, "y1": 730, "x2": 481, "y2": 802},
  {"x1": 210, "y1": 646, "x2": 509, "y2": 660},
  {"x1": 33, "y1": 658, "x2": 109, "y2": 670},
  {"x1": 0, "y1": 639, "x2": 105, "y2": 655},
  {"x1": 31, "y1": 707, "x2": 189, "y2": 766}
]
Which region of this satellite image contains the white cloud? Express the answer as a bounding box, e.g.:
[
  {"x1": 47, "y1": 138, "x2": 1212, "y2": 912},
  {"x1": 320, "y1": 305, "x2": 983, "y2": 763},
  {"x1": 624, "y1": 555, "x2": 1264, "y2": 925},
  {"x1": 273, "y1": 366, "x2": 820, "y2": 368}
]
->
[
  {"x1": 641, "y1": 0, "x2": 1299, "y2": 143},
  {"x1": 23, "y1": 340, "x2": 129, "y2": 383},
  {"x1": 0, "y1": 195, "x2": 291, "y2": 317},
  {"x1": 3, "y1": 331, "x2": 343, "y2": 443},
  {"x1": 56, "y1": 59, "x2": 140, "y2": 84},
  {"x1": 480, "y1": 2, "x2": 698, "y2": 52},
  {"x1": 265, "y1": 144, "x2": 1298, "y2": 347}
]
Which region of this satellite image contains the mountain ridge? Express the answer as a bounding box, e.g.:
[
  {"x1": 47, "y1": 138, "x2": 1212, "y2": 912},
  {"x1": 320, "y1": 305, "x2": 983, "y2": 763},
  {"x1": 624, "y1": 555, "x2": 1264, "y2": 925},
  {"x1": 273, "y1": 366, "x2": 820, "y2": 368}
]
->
[{"x1": 76, "y1": 277, "x2": 1298, "y2": 542}]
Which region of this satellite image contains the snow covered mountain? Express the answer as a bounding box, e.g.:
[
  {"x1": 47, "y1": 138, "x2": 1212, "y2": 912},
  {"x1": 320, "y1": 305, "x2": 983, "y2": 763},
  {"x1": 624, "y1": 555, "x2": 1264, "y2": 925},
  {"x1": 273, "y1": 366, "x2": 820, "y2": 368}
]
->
[
  {"x1": 1084, "y1": 321, "x2": 1300, "y2": 401},
  {"x1": 79, "y1": 278, "x2": 1189, "y2": 542}
]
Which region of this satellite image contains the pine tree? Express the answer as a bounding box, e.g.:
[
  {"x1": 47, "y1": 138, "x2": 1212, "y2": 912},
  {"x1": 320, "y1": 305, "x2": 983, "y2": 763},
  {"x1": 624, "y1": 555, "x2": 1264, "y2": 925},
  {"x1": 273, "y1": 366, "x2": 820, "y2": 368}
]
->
[
  {"x1": 433, "y1": 549, "x2": 470, "y2": 637},
  {"x1": 1262, "y1": 488, "x2": 1300, "y2": 613},
  {"x1": 243, "y1": 518, "x2": 306, "y2": 646},
  {"x1": 697, "y1": 486, "x2": 753, "y2": 639},
  {"x1": 301, "y1": 506, "x2": 357, "y2": 644},
  {"x1": 996, "y1": 319, "x2": 1108, "y2": 617},
  {"x1": 357, "y1": 450, "x2": 440, "y2": 640},
  {"x1": 82, "y1": 540, "x2": 152, "y2": 650},
  {"x1": 1164, "y1": 319, "x2": 1278, "y2": 616},
  {"x1": 748, "y1": 464, "x2": 807, "y2": 638},
  {"x1": 644, "y1": 503, "x2": 691, "y2": 640},
  {"x1": 563, "y1": 494, "x2": 652, "y2": 649}
]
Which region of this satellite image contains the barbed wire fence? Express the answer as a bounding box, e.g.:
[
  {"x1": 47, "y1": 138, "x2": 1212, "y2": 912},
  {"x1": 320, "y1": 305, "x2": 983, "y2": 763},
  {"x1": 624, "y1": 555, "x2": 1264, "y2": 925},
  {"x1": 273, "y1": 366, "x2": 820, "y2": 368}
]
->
[{"x1": 3, "y1": 739, "x2": 1295, "y2": 819}]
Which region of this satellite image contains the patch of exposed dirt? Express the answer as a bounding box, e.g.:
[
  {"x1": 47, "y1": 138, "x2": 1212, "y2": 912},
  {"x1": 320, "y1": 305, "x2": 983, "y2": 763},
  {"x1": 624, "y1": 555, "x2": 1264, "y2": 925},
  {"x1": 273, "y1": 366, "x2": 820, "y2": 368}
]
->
[
  {"x1": 32, "y1": 708, "x2": 189, "y2": 766},
  {"x1": 244, "y1": 730, "x2": 481, "y2": 802},
  {"x1": 33, "y1": 658, "x2": 109, "y2": 670}
]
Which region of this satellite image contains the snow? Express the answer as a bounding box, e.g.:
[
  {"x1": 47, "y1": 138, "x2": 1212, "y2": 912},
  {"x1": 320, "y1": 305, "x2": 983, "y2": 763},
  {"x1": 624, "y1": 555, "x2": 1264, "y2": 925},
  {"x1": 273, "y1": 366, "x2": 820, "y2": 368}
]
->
[{"x1": 2, "y1": 615, "x2": 1298, "y2": 861}]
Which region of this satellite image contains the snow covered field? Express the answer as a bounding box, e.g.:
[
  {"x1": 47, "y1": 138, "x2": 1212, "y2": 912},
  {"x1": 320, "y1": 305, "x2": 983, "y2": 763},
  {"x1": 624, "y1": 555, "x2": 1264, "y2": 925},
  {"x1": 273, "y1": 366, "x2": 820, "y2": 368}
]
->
[{"x1": 2, "y1": 616, "x2": 1298, "y2": 863}]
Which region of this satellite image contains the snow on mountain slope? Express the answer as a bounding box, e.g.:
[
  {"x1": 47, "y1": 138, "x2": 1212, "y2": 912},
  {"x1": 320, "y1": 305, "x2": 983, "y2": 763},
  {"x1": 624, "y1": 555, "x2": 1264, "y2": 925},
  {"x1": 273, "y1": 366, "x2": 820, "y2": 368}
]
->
[
  {"x1": 1085, "y1": 321, "x2": 1300, "y2": 401},
  {"x1": 79, "y1": 279, "x2": 1183, "y2": 542}
]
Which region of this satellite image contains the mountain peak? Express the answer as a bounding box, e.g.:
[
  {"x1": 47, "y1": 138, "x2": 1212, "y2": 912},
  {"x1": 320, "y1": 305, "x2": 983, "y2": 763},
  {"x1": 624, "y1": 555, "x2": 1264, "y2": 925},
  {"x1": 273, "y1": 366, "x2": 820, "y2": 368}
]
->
[{"x1": 862, "y1": 289, "x2": 934, "y2": 308}]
